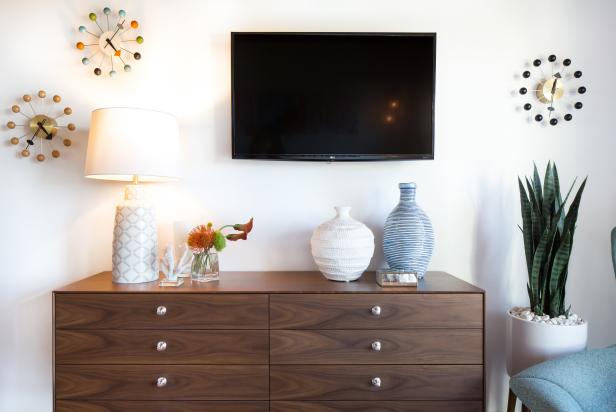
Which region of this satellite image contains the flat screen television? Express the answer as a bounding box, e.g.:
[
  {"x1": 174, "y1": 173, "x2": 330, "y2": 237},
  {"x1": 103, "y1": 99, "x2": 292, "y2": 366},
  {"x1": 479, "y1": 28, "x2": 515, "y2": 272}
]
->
[{"x1": 231, "y1": 32, "x2": 436, "y2": 161}]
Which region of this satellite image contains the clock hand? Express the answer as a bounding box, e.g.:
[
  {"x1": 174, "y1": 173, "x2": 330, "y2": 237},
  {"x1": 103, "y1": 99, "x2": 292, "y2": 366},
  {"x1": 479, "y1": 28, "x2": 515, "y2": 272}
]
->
[
  {"x1": 28, "y1": 118, "x2": 48, "y2": 145},
  {"x1": 105, "y1": 39, "x2": 122, "y2": 57},
  {"x1": 105, "y1": 38, "x2": 118, "y2": 51},
  {"x1": 548, "y1": 74, "x2": 560, "y2": 117},
  {"x1": 38, "y1": 122, "x2": 54, "y2": 140},
  {"x1": 103, "y1": 21, "x2": 124, "y2": 48}
]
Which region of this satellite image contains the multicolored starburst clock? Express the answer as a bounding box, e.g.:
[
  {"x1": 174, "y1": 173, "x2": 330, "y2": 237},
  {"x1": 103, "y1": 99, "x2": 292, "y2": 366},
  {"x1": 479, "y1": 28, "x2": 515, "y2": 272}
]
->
[
  {"x1": 76, "y1": 7, "x2": 143, "y2": 77},
  {"x1": 6, "y1": 91, "x2": 76, "y2": 162}
]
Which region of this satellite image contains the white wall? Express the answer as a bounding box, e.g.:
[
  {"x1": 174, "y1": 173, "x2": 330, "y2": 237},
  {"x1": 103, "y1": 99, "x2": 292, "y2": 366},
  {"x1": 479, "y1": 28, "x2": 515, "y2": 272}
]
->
[{"x1": 1, "y1": 0, "x2": 615, "y2": 410}]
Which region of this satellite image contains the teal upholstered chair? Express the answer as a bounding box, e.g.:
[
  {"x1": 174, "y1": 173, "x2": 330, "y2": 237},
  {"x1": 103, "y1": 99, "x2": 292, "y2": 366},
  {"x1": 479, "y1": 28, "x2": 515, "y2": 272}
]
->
[{"x1": 508, "y1": 345, "x2": 616, "y2": 412}]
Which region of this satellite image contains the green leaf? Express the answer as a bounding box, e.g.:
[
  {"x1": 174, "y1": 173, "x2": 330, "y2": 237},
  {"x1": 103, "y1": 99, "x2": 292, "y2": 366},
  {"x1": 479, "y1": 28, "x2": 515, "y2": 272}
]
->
[
  {"x1": 549, "y1": 230, "x2": 571, "y2": 311},
  {"x1": 533, "y1": 162, "x2": 543, "y2": 210},
  {"x1": 553, "y1": 163, "x2": 561, "y2": 206},
  {"x1": 611, "y1": 227, "x2": 616, "y2": 278},
  {"x1": 542, "y1": 161, "x2": 556, "y2": 225},
  {"x1": 563, "y1": 177, "x2": 587, "y2": 240},
  {"x1": 526, "y1": 178, "x2": 543, "y2": 248},
  {"x1": 530, "y1": 226, "x2": 554, "y2": 314},
  {"x1": 213, "y1": 231, "x2": 227, "y2": 252},
  {"x1": 519, "y1": 178, "x2": 534, "y2": 275}
]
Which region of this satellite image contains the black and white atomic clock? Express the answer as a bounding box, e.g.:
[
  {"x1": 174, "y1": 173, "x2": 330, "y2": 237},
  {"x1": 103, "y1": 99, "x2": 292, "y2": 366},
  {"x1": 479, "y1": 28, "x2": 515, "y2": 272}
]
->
[{"x1": 518, "y1": 55, "x2": 587, "y2": 126}]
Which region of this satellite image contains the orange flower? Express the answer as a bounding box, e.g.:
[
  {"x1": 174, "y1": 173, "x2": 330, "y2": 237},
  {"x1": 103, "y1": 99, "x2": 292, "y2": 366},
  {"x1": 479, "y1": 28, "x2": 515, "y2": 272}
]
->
[
  {"x1": 187, "y1": 224, "x2": 215, "y2": 252},
  {"x1": 226, "y1": 232, "x2": 248, "y2": 241},
  {"x1": 233, "y1": 218, "x2": 254, "y2": 234}
]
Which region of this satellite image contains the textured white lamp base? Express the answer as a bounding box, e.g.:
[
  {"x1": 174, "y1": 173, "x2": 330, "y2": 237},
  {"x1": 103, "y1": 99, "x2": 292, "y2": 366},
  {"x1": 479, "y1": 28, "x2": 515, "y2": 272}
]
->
[{"x1": 112, "y1": 184, "x2": 158, "y2": 283}]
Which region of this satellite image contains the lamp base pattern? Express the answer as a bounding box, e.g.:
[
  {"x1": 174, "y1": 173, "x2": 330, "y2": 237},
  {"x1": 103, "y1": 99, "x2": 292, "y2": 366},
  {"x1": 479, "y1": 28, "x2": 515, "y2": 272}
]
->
[{"x1": 112, "y1": 204, "x2": 158, "y2": 283}]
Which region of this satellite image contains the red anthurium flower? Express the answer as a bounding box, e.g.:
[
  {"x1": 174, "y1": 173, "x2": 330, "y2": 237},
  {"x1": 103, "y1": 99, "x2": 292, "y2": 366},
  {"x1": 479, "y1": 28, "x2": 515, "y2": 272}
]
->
[
  {"x1": 226, "y1": 232, "x2": 248, "y2": 241},
  {"x1": 233, "y1": 217, "x2": 254, "y2": 234}
]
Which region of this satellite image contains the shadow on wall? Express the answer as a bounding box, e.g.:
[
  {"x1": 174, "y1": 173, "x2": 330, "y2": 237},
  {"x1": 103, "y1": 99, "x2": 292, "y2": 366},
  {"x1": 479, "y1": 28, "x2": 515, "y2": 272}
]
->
[{"x1": 471, "y1": 174, "x2": 516, "y2": 412}]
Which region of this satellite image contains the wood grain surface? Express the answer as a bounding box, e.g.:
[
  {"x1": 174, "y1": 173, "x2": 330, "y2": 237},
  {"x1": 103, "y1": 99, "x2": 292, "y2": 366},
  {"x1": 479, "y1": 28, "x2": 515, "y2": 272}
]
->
[
  {"x1": 270, "y1": 329, "x2": 482, "y2": 364},
  {"x1": 55, "y1": 294, "x2": 268, "y2": 329},
  {"x1": 270, "y1": 294, "x2": 483, "y2": 329},
  {"x1": 270, "y1": 401, "x2": 483, "y2": 412},
  {"x1": 56, "y1": 330, "x2": 268, "y2": 364},
  {"x1": 55, "y1": 400, "x2": 268, "y2": 412},
  {"x1": 270, "y1": 365, "x2": 483, "y2": 401},
  {"x1": 55, "y1": 365, "x2": 268, "y2": 400},
  {"x1": 54, "y1": 271, "x2": 484, "y2": 294}
]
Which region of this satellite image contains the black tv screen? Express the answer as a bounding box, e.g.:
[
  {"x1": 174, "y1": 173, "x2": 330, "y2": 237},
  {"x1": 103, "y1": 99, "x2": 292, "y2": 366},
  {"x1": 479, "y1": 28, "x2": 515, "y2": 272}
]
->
[{"x1": 232, "y1": 32, "x2": 436, "y2": 161}]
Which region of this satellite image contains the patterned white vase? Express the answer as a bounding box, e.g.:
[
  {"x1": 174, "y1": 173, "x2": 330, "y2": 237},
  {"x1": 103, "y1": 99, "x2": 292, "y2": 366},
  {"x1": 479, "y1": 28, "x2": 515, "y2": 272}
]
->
[{"x1": 311, "y1": 206, "x2": 374, "y2": 282}]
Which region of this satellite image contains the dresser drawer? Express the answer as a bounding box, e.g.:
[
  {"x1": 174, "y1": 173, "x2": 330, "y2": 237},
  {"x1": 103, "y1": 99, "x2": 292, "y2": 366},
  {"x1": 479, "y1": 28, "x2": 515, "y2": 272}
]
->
[
  {"x1": 56, "y1": 330, "x2": 268, "y2": 364},
  {"x1": 270, "y1": 329, "x2": 482, "y2": 364},
  {"x1": 55, "y1": 365, "x2": 269, "y2": 400},
  {"x1": 270, "y1": 365, "x2": 483, "y2": 401},
  {"x1": 270, "y1": 401, "x2": 483, "y2": 412},
  {"x1": 270, "y1": 294, "x2": 482, "y2": 329},
  {"x1": 55, "y1": 294, "x2": 268, "y2": 329},
  {"x1": 56, "y1": 400, "x2": 269, "y2": 412}
]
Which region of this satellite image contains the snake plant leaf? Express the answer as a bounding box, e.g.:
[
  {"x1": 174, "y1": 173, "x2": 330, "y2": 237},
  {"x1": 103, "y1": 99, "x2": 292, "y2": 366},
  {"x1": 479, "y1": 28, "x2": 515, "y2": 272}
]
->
[
  {"x1": 611, "y1": 227, "x2": 616, "y2": 278},
  {"x1": 553, "y1": 163, "x2": 561, "y2": 205},
  {"x1": 527, "y1": 283, "x2": 535, "y2": 311},
  {"x1": 555, "y1": 178, "x2": 577, "y2": 234},
  {"x1": 550, "y1": 230, "x2": 571, "y2": 297},
  {"x1": 542, "y1": 162, "x2": 556, "y2": 225},
  {"x1": 519, "y1": 177, "x2": 534, "y2": 274},
  {"x1": 526, "y1": 178, "x2": 542, "y2": 247},
  {"x1": 531, "y1": 227, "x2": 554, "y2": 314},
  {"x1": 562, "y1": 177, "x2": 587, "y2": 239},
  {"x1": 532, "y1": 162, "x2": 543, "y2": 209}
]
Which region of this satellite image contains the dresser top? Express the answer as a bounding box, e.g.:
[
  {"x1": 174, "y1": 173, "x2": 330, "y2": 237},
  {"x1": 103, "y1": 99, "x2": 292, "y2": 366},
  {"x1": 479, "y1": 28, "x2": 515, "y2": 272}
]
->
[{"x1": 54, "y1": 271, "x2": 483, "y2": 294}]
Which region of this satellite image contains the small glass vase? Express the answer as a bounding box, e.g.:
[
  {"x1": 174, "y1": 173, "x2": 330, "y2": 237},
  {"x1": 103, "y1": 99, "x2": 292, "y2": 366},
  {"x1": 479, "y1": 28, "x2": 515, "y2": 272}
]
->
[{"x1": 191, "y1": 250, "x2": 219, "y2": 282}]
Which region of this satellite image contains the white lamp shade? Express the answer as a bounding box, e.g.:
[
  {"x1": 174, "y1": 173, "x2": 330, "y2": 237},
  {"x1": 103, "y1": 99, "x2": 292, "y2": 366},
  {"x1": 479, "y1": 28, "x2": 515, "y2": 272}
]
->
[{"x1": 85, "y1": 107, "x2": 181, "y2": 182}]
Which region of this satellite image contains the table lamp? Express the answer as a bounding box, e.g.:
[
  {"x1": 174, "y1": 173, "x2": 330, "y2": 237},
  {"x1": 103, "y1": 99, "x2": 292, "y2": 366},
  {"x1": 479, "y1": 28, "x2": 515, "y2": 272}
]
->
[{"x1": 84, "y1": 107, "x2": 180, "y2": 283}]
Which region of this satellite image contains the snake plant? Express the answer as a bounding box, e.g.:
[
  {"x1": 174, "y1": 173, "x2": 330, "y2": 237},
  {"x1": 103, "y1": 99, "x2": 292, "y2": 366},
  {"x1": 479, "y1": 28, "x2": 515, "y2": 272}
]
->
[
  {"x1": 518, "y1": 162, "x2": 586, "y2": 317},
  {"x1": 611, "y1": 227, "x2": 616, "y2": 278}
]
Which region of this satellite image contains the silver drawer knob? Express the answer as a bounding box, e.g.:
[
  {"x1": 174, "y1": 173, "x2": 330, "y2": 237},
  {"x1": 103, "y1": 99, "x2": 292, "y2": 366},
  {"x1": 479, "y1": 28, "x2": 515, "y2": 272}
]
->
[
  {"x1": 156, "y1": 306, "x2": 167, "y2": 316},
  {"x1": 371, "y1": 305, "x2": 382, "y2": 316},
  {"x1": 156, "y1": 341, "x2": 167, "y2": 352},
  {"x1": 156, "y1": 377, "x2": 167, "y2": 387},
  {"x1": 371, "y1": 377, "x2": 382, "y2": 388},
  {"x1": 371, "y1": 341, "x2": 382, "y2": 352}
]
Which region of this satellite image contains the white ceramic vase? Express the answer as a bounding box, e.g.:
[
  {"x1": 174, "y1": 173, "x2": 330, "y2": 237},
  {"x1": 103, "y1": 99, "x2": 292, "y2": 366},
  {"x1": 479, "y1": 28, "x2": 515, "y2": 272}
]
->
[
  {"x1": 311, "y1": 206, "x2": 374, "y2": 282},
  {"x1": 506, "y1": 310, "x2": 588, "y2": 376}
]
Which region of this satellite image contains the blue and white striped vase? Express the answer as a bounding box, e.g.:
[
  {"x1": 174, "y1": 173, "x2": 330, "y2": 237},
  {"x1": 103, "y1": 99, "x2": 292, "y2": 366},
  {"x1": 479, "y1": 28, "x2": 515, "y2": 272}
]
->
[{"x1": 383, "y1": 182, "x2": 434, "y2": 278}]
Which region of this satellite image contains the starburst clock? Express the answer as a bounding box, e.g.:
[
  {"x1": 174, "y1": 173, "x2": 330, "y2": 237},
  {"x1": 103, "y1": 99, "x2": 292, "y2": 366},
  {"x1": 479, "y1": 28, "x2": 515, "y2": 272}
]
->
[
  {"x1": 6, "y1": 91, "x2": 76, "y2": 162},
  {"x1": 518, "y1": 54, "x2": 587, "y2": 126},
  {"x1": 76, "y1": 6, "x2": 143, "y2": 77}
]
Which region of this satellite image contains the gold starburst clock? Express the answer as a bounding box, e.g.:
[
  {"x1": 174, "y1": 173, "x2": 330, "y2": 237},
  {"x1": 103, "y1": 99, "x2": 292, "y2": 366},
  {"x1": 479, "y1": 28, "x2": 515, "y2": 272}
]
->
[
  {"x1": 76, "y1": 7, "x2": 143, "y2": 77},
  {"x1": 518, "y1": 54, "x2": 587, "y2": 126},
  {"x1": 6, "y1": 91, "x2": 76, "y2": 162}
]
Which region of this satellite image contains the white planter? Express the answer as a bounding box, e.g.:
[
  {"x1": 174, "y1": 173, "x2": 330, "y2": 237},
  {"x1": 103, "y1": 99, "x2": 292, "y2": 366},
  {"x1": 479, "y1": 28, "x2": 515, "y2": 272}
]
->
[
  {"x1": 311, "y1": 206, "x2": 375, "y2": 282},
  {"x1": 506, "y1": 309, "x2": 588, "y2": 376}
]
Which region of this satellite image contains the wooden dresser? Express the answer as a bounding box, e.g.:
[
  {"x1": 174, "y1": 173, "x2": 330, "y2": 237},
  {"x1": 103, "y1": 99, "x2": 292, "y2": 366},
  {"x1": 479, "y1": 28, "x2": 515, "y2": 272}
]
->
[{"x1": 53, "y1": 271, "x2": 484, "y2": 411}]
